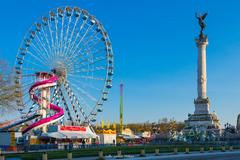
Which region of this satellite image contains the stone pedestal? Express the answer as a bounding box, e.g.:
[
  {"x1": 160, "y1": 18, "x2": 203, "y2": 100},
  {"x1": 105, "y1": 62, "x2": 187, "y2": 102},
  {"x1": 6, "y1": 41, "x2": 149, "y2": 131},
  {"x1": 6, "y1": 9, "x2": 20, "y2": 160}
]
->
[
  {"x1": 117, "y1": 150, "x2": 122, "y2": 157},
  {"x1": 155, "y1": 148, "x2": 160, "y2": 156},
  {"x1": 209, "y1": 147, "x2": 213, "y2": 152},
  {"x1": 67, "y1": 152, "x2": 72, "y2": 160},
  {"x1": 140, "y1": 149, "x2": 145, "y2": 157},
  {"x1": 98, "y1": 151, "x2": 104, "y2": 159},
  {"x1": 42, "y1": 152, "x2": 47, "y2": 160},
  {"x1": 173, "y1": 148, "x2": 178, "y2": 154}
]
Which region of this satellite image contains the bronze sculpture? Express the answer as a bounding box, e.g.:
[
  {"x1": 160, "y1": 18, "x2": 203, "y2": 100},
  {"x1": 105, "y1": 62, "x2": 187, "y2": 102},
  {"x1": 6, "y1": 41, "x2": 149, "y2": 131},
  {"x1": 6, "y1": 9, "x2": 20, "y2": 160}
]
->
[{"x1": 195, "y1": 13, "x2": 208, "y2": 38}]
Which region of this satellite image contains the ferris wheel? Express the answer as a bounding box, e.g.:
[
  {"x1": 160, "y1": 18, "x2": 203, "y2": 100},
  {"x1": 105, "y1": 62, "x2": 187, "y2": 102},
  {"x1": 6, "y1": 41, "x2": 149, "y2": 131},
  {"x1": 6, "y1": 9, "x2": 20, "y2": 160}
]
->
[{"x1": 14, "y1": 6, "x2": 114, "y2": 126}]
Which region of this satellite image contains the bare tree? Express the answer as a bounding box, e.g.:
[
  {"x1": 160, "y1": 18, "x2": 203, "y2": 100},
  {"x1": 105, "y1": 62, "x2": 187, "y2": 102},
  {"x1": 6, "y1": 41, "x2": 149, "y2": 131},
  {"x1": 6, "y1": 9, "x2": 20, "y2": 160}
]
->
[{"x1": 0, "y1": 60, "x2": 17, "y2": 114}]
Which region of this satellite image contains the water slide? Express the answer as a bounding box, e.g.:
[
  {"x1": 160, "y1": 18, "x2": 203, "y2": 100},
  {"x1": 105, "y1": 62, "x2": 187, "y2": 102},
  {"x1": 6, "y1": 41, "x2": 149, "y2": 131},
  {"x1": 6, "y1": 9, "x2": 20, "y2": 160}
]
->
[
  {"x1": 22, "y1": 73, "x2": 64, "y2": 134},
  {"x1": 0, "y1": 113, "x2": 40, "y2": 131},
  {"x1": 0, "y1": 73, "x2": 64, "y2": 134}
]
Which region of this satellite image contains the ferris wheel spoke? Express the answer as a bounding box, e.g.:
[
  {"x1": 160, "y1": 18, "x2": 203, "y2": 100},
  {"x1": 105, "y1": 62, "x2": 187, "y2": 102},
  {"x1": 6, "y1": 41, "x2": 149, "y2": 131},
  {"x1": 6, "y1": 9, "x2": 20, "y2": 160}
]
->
[
  {"x1": 48, "y1": 13, "x2": 59, "y2": 61},
  {"x1": 21, "y1": 66, "x2": 45, "y2": 73},
  {"x1": 18, "y1": 77, "x2": 35, "y2": 86},
  {"x1": 47, "y1": 21, "x2": 57, "y2": 61},
  {"x1": 26, "y1": 43, "x2": 48, "y2": 65},
  {"x1": 66, "y1": 56, "x2": 90, "y2": 71},
  {"x1": 28, "y1": 43, "x2": 50, "y2": 66},
  {"x1": 76, "y1": 65, "x2": 105, "y2": 73},
  {"x1": 54, "y1": 18, "x2": 60, "y2": 56},
  {"x1": 67, "y1": 47, "x2": 105, "y2": 69},
  {"x1": 75, "y1": 28, "x2": 101, "y2": 51},
  {"x1": 59, "y1": 15, "x2": 65, "y2": 56},
  {"x1": 67, "y1": 34, "x2": 102, "y2": 63},
  {"x1": 57, "y1": 88, "x2": 75, "y2": 124},
  {"x1": 40, "y1": 25, "x2": 54, "y2": 62},
  {"x1": 68, "y1": 54, "x2": 106, "y2": 71},
  {"x1": 63, "y1": 16, "x2": 80, "y2": 57},
  {"x1": 19, "y1": 80, "x2": 34, "y2": 87},
  {"x1": 69, "y1": 82, "x2": 97, "y2": 102},
  {"x1": 81, "y1": 36, "x2": 102, "y2": 53},
  {"x1": 22, "y1": 99, "x2": 33, "y2": 108},
  {"x1": 33, "y1": 32, "x2": 52, "y2": 62},
  {"x1": 22, "y1": 91, "x2": 32, "y2": 99},
  {"x1": 50, "y1": 86, "x2": 58, "y2": 102},
  {"x1": 67, "y1": 73, "x2": 104, "y2": 82},
  {"x1": 61, "y1": 13, "x2": 72, "y2": 57},
  {"x1": 52, "y1": 85, "x2": 61, "y2": 104},
  {"x1": 61, "y1": 85, "x2": 82, "y2": 123},
  {"x1": 70, "y1": 66, "x2": 105, "y2": 75},
  {"x1": 67, "y1": 24, "x2": 94, "y2": 61},
  {"x1": 21, "y1": 87, "x2": 32, "y2": 95},
  {"x1": 80, "y1": 76, "x2": 104, "y2": 81},
  {"x1": 62, "y1": 13, "x2": 73, "y2": 57},
  {"x1": 68, "y1": 27, "x2": 97, "y2": 60},
  {"x1": 88, "y1": 47, "x2": 106, "y2": 55},
  {"x1": 81, "y1": 37, "x2": 103, "y2": 55},
  {"x1": 29, "y1": 44, "x2": 48, "y2": 66},
  {"x1": 70, "y1": 47, "x2": 98, "y2": 67},
  {"x1": 21, "y1": 91, "x2": 31, "y2": 100},
  {"x1": 21, "y1": 58, "x2": 46, "y2": 70},
  {"x1": 64, "y1": 81, "x2": 89, "y2": 122},
  {"x1": 67, "y1": 76, "x2": 101, "y2": 91},
  {"x1": 20, "y1": 81, "x2": 34, "y2": 89},
  {"x1": 65, "y1": 17, "x2": 88, "y2": 58},
  {"x1": 69, "y1": 56, "x2": 106, "y2": 73},
  {"x1": 82, "y1": 29, "x2": 99, "y2": 47},
  {"x1": 18, "y1": 74, "x2": 36, "y2": 78},
  {"x1": 62, "y1": 83, "x2": 83, "y2": 122}
]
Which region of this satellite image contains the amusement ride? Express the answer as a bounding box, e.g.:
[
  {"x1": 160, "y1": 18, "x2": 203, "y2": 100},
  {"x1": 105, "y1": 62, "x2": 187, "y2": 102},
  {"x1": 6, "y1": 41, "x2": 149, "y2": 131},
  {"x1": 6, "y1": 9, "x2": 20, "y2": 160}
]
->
[{"x1": 0, "y1": 6, "x2": 114, "y2": 136}]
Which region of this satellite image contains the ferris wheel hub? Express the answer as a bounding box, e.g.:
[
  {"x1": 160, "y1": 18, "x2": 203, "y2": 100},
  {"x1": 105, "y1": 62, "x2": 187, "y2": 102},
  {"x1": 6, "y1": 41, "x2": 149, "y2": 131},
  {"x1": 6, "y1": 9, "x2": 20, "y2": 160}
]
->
[
  {"x1": 52, "y1": 64, "x2": 67, "y2": 79},
  {"x1": 52, "y1": 68, "x2": 66, "y2": 77}
]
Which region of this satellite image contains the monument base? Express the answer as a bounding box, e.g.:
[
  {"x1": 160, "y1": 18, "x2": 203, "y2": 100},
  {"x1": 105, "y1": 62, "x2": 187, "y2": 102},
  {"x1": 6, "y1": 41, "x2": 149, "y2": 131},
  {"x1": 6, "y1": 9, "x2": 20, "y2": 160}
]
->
[
  {"x1": 184, "y1": 112, "x2": 221, "y2": 136},
  {"x1": 184, "y1": 97, "x2": 221, "y2": 136},
  {"x1": 194, "y1": 97, "x2": 210, "y2": 114}
]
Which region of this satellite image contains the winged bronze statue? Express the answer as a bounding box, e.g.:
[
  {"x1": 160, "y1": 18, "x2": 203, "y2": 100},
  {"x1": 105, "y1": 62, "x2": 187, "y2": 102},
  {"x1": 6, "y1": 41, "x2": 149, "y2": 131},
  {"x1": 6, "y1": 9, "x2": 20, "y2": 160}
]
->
[{"x1": 195, "y1": 13, "x2": 208, "y2": 37}]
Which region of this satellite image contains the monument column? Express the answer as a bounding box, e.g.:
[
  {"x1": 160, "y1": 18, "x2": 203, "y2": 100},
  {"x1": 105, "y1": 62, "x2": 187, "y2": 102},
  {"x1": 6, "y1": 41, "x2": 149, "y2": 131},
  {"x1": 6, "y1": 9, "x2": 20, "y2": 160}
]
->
[
  {"x1": 196, "y1": 36, "x2": 208, "y2": 99},
  {"x1": 194, "y1": 35, "x2": 210, "y2": 115}
]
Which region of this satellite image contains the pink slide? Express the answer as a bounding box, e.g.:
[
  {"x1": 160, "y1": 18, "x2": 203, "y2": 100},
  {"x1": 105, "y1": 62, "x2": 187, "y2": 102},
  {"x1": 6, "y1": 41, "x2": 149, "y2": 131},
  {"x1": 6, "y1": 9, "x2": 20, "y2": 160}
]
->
[{"x1": 22, "y1": 73, "x2": 64, "y2": 134}]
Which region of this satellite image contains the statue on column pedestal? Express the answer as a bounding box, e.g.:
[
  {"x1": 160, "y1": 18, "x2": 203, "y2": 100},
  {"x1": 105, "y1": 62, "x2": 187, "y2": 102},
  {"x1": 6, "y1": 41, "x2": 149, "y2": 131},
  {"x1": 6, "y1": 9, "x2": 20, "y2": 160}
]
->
[{"x1": 183, "y1": 12, "x2": 221, "y2": 138}]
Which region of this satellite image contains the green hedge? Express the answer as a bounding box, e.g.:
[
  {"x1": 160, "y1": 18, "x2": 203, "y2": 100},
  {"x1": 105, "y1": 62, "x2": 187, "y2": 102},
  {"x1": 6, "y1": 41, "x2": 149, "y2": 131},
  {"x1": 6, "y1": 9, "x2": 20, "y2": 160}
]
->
[{"x1": 4, "y1": 145, "x2": 238, "y2": 160}]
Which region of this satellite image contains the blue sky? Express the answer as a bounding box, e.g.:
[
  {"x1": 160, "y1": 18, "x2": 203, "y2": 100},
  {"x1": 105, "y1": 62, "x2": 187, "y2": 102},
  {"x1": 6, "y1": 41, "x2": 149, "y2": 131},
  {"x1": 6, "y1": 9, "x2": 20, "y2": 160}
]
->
[{"x1": 1, "y1": 0, "x2": 240, "y2": 126}]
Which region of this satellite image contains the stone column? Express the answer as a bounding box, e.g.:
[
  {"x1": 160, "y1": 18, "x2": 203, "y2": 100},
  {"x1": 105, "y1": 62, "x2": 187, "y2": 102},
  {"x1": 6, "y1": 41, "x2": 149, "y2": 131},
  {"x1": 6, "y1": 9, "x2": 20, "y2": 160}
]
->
[
  {"x1": 196, "y1": 36, "x2": 208, "y2": 99},
  {"x1": 194, "y1": 36, "x2": 210, "y2": 114}
]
